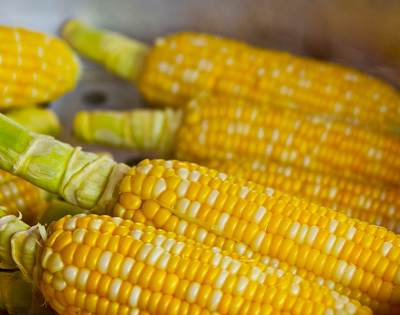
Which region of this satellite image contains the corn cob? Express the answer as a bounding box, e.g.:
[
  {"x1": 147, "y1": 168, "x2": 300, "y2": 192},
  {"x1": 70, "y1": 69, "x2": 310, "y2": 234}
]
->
[
  {"x1": 0, "y1": 169, "x2": 49, "y2": 225},
  {"x1": 4, "y1": 107, "x2": 61, "y2": 137},
  {"x1": 0, "y1": 114, "x2": 400, "y2": 313},
  {"x1": 203, "y1": 158, "x2": 400, "y2": 233},
  {"x1": 62, "y1": 19, "x2": 400, "y2": 132},
  {"x1": 0, "y1": 25, "x2": 80, "y2": 110},
  {"x1": 72, "y1": 103, "x2": 400, "y2": 233},
  {"x1": 0, "y1": 209, "x2": 372, "y2": 315},
  {"x1": 73, "y1": 94, "x2": 400, "y2": 186},
  {"x1": 0, "y1": 269, "x2": 57, "y2": 315}
]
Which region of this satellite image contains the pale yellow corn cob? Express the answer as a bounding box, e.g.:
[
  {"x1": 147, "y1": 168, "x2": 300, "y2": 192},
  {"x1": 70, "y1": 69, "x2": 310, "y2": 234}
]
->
[
  {"x1": 0, "y1": 210, "x2": 372, "y2": 315},
  {"x1": 62, "y1": 20, "x2": 400, "y2": 132},
  {"x1": 73, "y1": 94, "x2": 400, "y2": 186},
  {"x1": 203, "y1": 158, "x2": 400, "y2": 233},
  {"x1": 0, "y1": 25, "x2": 80, "y2": 109}
]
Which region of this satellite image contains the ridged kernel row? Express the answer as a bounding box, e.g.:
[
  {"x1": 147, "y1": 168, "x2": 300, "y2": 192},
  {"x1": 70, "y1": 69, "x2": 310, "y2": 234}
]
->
[
  {"x1": 41, "y1": 213, "x2": 369, "y2": 315},
  {"x1": 114, "y1": 159, "x2": 400, "y2": 314},
  {"x1": 175, "y1": 95, "x2": 400, "y2": 186}
]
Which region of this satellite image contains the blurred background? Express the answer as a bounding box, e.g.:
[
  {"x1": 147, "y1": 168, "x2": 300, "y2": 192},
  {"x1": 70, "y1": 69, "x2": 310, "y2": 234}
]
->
[{"x1": 2, "y1": 0, "x2": 400, "y2": 163}]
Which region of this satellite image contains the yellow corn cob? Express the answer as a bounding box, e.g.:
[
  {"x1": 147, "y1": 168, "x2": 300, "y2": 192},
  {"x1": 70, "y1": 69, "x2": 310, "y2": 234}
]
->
[
  {"x1": 0, "y1": 114, "x2": 399, "y2": 313},
  {"x1": 0, "y1": 25, "x2": 80, "y2": 110},
  {"x1": 62, "y1": 19, "x2": 400, "y2": 132},
  {"x1": 0, "y1": 167, "x2": 48, "y2": 225},
  {"x1": 203, "y1": 158, "x2": 400, "y2": 233},
  {"x1": 73, "y1": 94, "x2": 400, "y2": 186},
  {"x1": 0, "y1": 210, "x2": 372, "y2": 315}
]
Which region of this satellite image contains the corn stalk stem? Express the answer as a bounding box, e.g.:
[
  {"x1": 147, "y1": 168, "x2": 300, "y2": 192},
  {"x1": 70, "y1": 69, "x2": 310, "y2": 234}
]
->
[
  {"x1": 0, "y1": 113, "x2": 129, "y2": 211},
  {"x1": 62, "y1": 19, "x2": 150, "y2": 82}
]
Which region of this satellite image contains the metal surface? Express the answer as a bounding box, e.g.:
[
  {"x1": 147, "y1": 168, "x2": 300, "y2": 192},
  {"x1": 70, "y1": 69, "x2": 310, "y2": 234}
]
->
[{"x1": 2, "y1": 0, "x2": 400, "y2": 163}]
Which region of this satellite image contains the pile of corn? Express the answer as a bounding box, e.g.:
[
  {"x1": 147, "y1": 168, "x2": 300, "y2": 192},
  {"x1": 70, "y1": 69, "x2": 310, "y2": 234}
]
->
[{"x1": 0, "y1": 18, "x2": 400, "y2": 315}]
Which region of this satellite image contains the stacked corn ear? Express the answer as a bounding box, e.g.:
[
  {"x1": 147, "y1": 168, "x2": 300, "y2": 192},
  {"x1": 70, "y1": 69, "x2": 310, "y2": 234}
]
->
[
  {"x1": 0, "y1": 25, "x2": 80, "y2": 110},
  {"x1": 0, "y1": 270, "x2": 57, "y2": 315},
  {"x1": 0, "y1": 209, "x2": 373, "y2": 315},
  {"x1": 0, "y1": 169, "x2": 49, "y2": 225},
  {"x1": 72, "y1": 94, "x2": 400, "y2": 186},
  {"x1": 203, "y1": 158, "x2": 400, "y2": 233},
  {"x1": 62, "y1": 19, "x2": 400, "y2": 132},
  {"x1": 0, "y1": 117, "x2": 398, "y2": 314}
]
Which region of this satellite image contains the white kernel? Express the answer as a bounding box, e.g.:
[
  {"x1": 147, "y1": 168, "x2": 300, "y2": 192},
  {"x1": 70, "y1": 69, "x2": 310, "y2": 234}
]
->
[
  {"x1": 305, "y1": 226, "x2": 319, "y2": 246},
  {"x1": 373, "y1": 93, "x2": 380, "y2": 100},
  {"x1": 334, "y1": 103, "x2": 343, "y2": 112},
  {"x1": 217, "y1": 213, "x2": 230, "y2": 229},
  {"x1": 177, "y1": 168, "x2": 190, "y2": 179},
  {"x1": 235, "y1": 243, "x2": 247, "y2": 255},
  {"x1": 146, "y1": 246, "x2": 164, "y2": 265},
  {"x1": 290, "y1": 283, "x2": 300, "y2": 295},
  {"x1": 120, "y1": 257, "x2": 135, "y2": 280},
  {"x1": 381, "y1": 242, "x2": 393, "y2": 257},
  {"x1": 156, "y1": 252, "x2": 171, "y2": 270},
  {"x1": 136, "y1": 164, "x2": 153, "y2": 174},
  {"x1": 171, "y1": 82, "x2": 179, "y2": 94},
  {"x1": 253, "y1": 206, "x2": 267, "y2": 224},
  {"x1": 52, "y1": 272, "x2": 67, "y2": 291},
  {"x1": 353, "y1": 107, "x2": 360, "y2": 115},
  {"x1": 345, "y1": 226, "x2": 357, "y2": 240},
  {"x1": 214, "y1": 270, "x2": 229, "y2": 289},
  {"x1": 88, "y1": 218, "x2": 103, "y2": 231},
  {"x1": 238, "y1": 186, "x2": 250, "y2": 198},
  {"x1": 265, "y1": 144, "x2": 273, "y2": 155},
  {"x1": 130, "y1": 230, "x2": 143, "y2": 240},
  {"x1": 271, "y1": 129, "x2": 279, "y2": 142},
  {"x1": 218, "y1": 173, "x2": 228, "y2": 181},
  {"x1": 188, "y1": 201, "x2": 201, "y2": 218},
  {"x1": 128, "y1": 285, "x2": 142, "y2": 308},
  {"x1": 171, "y1": 242, "x2": 185, "y2": 255},
  {"x1": 209, "y1": 290, "x2": 223, "y2": 311},
  {"x1": 206, "y1": 190, "x2": 219, "y2": 206},
  {"x1": 211, "y1": 253, "x2": 223, "y2": 267},
  {"x1": 188, "y1": 171, "x2": 201, "y2": 182},
  {"x1": 151, "y1": 178, "x2": 167, "y2": 198},
  {"x1": 97, "y1": 251, "x2": 112, "y2": 274},
  {"x1": 345, "y1": 302, "x2": 358, "y2": 315},
  {"x1": 195, "y1": 228, "x2": 208, "y2": 243},
  {"x1": 272, "y1": 69, "x2": 280, "y2": 78},
  {"x1": 341, "y1": 265, "x2": 356, "y2": 287},
  {"x1": 234, "y1": 277, "x2": 249, "y2": 295},
  {"x1": 109, "y1": 278, "x2": 123, "y2": 301},
  {"x1": 158, "y1": 62, "x2": 169, "y2": 72},
  {"x1": 287, "y1": 222, "x2": 301, "y2": 239},
  {"x1": 221, "y1": 256, "x2": 233, "y2": 269},
  {"x1": 328, "y1": 219, "x2": 339, "y2": 233},
  {"x1": 257, "y1": 68, "x2": 265, "y2": 76},
  {"x1": 295, "y1": 225, "x2": 309, "y2": 244},
  {"x1": 334, "y1": 297, "x2": 344, "y2": 309},
  {"x1": 64, "y1": 216, "x2": 78, "y2": 230},
  {"x1": 332, "y1": 260, "x2": 347, "y2": 282},
  {"x1": 63, "y1": 265, "x2": 79, "y2": 286},
  {"x1": 257, "y1": 127, "x2": 264, "y2": 138},
  {"x1": 322, "y1": 234, "x2": 337, "y2": 255},
  {"x1": 136, "y1": 243, "x2": 153, "y2": 261},
  {"x1": 226, "y1": 58, "x2": 233, "y2": 65},
  {"x1": 176, "y1": 179, "x2": 190, "y2": 198},
  {"x1": 175, "y1": 54, "x2": 184, "y2": 63},
  {"x1": 72, "y1": 228, "x2": 86, "y2": 243},
  {"x1": 176, "y1": 198, "x2": 190, "y2": 213},
  {"x1": 265, "y1": 188, "x2": 274, "y2": 196},
  {"x1": 345, "y1": 91, "x2": 352, "y2": 100},
  {"x1": 303, "y1": 156, "x2": 311, "y2": 167},
  {"x1": 329, "y1": 187, "x2": 337, "y2": 199},
  {"x1": 331, "y1": 237, "x2": 346, "y2": 257}
]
